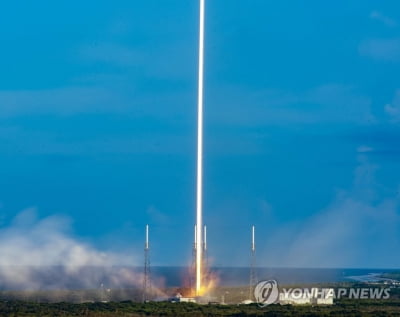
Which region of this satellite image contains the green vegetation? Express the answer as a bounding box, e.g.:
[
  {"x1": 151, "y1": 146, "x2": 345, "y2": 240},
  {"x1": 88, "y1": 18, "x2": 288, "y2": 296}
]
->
[
  {"x1": 0, "y1": 300, "x2": 400, "y2": 317},
  {"x1": 0, "y1": 283, "x2": 399, "y2": 316}
]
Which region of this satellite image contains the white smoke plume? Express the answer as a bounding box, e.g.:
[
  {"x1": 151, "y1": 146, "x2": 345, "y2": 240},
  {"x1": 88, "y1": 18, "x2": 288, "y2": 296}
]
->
[
  {"x1": 0, "y1": 209, "x2": 146, "y2": 291},
  {"x1": 260, "y1": 154, "x2": 400, "y2": 268}
]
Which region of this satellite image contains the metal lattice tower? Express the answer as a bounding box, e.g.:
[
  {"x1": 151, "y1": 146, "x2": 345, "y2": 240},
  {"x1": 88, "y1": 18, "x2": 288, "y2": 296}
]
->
[
  {"x1": 203, "y1": 225, "x2": 208, "y2": 270},
  {"x1": 142, "y1": 224, "x2": 151, "y2": 302},
  {"x1": 191, "y1": 225, "x2": 197, "y2": 292},
  {"x1": 249, "y1": 225, "x2": 257, "y2": 300}
]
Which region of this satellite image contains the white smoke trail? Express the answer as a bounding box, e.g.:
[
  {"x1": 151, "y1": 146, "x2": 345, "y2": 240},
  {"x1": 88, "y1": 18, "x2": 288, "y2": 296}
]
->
[{"x1": 196, "y1": 0, "x2": 205, "y2": 294}]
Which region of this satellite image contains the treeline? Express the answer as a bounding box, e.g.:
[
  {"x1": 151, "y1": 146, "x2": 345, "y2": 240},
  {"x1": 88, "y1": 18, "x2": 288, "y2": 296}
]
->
[{"x1": 0, "y1": 300, "x2": 400, "y2": 317}]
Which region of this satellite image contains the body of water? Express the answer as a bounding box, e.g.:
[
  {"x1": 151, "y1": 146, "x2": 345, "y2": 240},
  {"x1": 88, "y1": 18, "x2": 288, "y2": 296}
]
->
[
  {"x1": 0, "y1": 266, "x2": 397, "y2": 290},
  {"x1": 152, "y1": 267, "x2": 399, "y2": 287}
]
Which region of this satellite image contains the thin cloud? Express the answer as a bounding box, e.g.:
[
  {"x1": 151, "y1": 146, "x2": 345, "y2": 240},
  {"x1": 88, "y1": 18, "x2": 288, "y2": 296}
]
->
[
  {"x1": 385, "y1": 89, "x2": 400, "y2": 122},
  {"x1": 359, "y1": 38, "x2": 400, "y2": 62},
  {"x1": 0, "y1": 87, "x2": 128, "y2": 117},
  {"x1": 209, "y1": 84, "x2": 374, "y2": 126},
  {"x1": 80, "y1": 43, "x2": 143, "y2": 67},
  {"x1": 357, "y1": 145, "x2": 374, "y2": 153},
  {"x1": 146, "y1": 206, "x2": 170, "y2": 225},
  {"x1": 370, "y1": 11, "x2": 397, "y2": 27},
  {"x1": 260, "y1": 157, "x2": 400, "y2": 268}
]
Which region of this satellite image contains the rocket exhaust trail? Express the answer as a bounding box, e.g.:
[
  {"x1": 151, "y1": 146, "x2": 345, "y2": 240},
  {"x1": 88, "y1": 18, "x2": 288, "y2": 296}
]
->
[{"x1": 196, "y1": 0, "x2": 205, "y2": 295}]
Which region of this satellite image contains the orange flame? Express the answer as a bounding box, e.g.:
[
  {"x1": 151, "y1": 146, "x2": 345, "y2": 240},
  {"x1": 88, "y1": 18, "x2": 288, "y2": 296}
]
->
[
  {"x1": 190, "y1": 267, "x2": 219, "y2": 297},
  {"x1": 198, "y1": 271, "x2": 219, "y2": 296}
]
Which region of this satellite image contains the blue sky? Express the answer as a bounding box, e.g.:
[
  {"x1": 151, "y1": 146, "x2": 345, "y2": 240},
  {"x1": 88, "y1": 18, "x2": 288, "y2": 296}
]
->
[{"x1": 0, "y1": 0, "x2": 400, "y2": 268}]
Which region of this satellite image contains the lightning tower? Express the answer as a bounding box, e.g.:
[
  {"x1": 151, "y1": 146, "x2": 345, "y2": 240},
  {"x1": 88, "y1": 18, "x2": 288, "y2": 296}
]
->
[
  {"x1": 142, "y1": 224, "x2": 151, "y2": 302},
  {"x1": 191, "y1": 225, "x2": 197, "y2": 291},
  {"x1": 203, "y1": 225, "x2": 208, "y2": 269},
  {"x1": 195, "y1": 0, "x2": 205, "y2": 295},
  {"x1": 249, "y1": 225, "x2": 257, "y2": 300}
]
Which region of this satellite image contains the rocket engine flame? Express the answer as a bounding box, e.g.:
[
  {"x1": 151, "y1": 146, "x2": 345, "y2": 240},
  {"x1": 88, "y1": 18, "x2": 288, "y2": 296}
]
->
[
  {"x1": 197, "y1": 269, "x2": 219, "y2": 297},
  {"x1": 187, "y1": 263, "x2": 219, "y2": 297}
]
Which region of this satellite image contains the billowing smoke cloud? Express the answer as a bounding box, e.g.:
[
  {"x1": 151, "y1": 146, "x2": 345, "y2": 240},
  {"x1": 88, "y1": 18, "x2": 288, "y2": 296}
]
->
[
  {"x1": 260, "y1": 154, "x2": 400, "y2": 268},
  {"x1": 0, "y1": 209, "x2": 146, "y2": 291}
]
